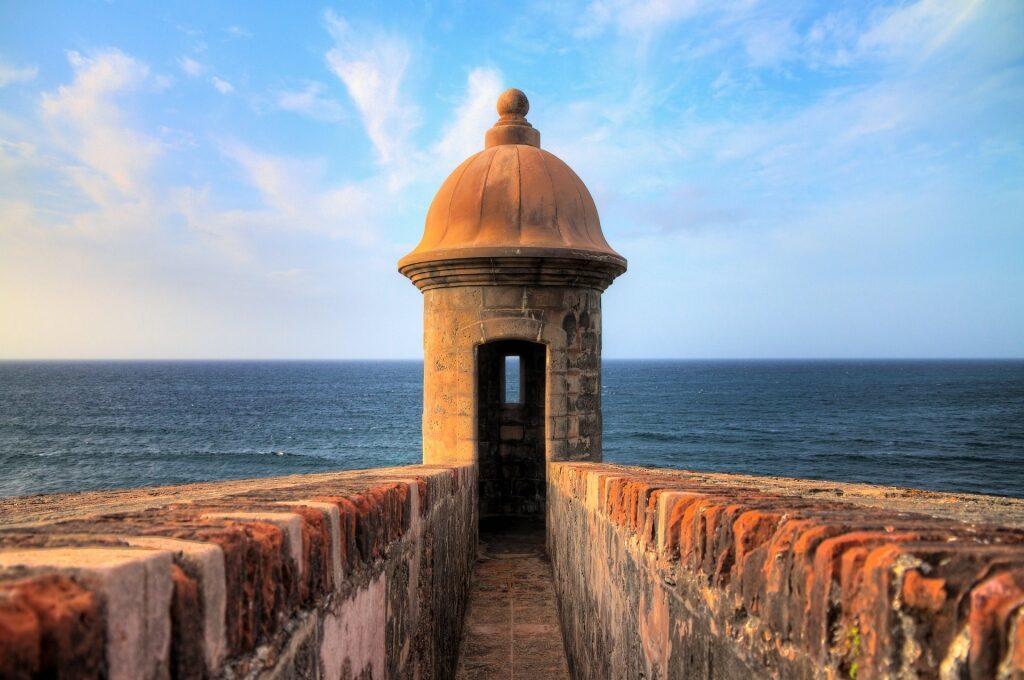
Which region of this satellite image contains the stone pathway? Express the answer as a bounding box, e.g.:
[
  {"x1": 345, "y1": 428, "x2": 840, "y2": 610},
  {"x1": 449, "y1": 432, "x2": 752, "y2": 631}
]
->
[{"x1": 455, "y1": 517, "x2": 571, "y2": 679}]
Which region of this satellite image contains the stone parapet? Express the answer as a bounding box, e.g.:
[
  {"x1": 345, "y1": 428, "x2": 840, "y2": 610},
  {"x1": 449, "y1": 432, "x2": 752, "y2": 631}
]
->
[
  {"x1": 0, "y1": 464, "x2": 476, "y2": 680},
  {"x1": 547, "y1": 462, "x2": 1024, "y2": 679}
]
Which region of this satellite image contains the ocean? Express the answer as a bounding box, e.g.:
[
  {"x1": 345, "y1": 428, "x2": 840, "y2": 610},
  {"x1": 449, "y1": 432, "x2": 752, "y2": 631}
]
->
[{"x1": 1, "y1": 360, "x2": 1022, "y2": 499}]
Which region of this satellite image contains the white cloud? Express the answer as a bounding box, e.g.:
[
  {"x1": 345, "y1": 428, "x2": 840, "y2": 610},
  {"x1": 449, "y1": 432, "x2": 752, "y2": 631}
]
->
[
  {"x1": 222, "y1": 142, "x2": 315, "y2": 217},
  {"x1": 576, "y1": 0, "x2": 989, "y2": 76},
  {"x1": 0, "y1": 62, "x2": 39, "y2": 87},
  {"x1": 0, "y1": 40, "x2": 520, "y2": 358},
  {"x1": 276, "y1": 82, "x2": 346, "y2": 122},
  {"x1": 804, "y1": 0, "x2": 987, "y2": 69},
  {"x1": 225, "y1": 25, "x2": 252, "y2": 38},
  {"x1": 319, "y1": 14, "x2": 513, "y2": 195},
  {"x1": 218, "y1": 141, "x2": 379, "y2": 244},
  {"x1": 0, "y1": 138, "x2": 37, "y2": 171},
  {"x1": 178, "y1": 55, "x2": 205, "y2": 77},
  {"x1": 577, "y1": 0, "x2": 702, "y2": 36},
  {"x1": 324, "y1": 10, "x2": 417, "y2": 165},
  {"x1": 41, "y1": 49, "x2": 160, "y2": 198},
  {"x1": 804, "y1": 10, "x2": 861, "y2": 67},
  {"x1": 211, "y1": 76, "x2": 234, "y2": 94},
  {"x1": 432, "y1": 68, "x2": 503, "y2": 166},
  {"x1": 741, "y1": 19, "x2": 798, "y2": 67},
  {"x1": 157, "y1": 125, "x2": 196, "y2": 150},
  {"x1": 175, "y1": 23, "x2": 203, "y2": 39},
  {"x1": 709, "y1": 69, "x2": 760, "y2": 97},
  {"x1": 1, "y1": 4, "x2": 1019, "y2": 359},
  {"x1": 178, "y1": 56, "x2": 232, "y2": 94},
  {"x1": 532, "y1": 2, "x2": 1021, "y2": 246},
  {"x1": 857, "y1": 0, "x2": 983, "y2": 62}
]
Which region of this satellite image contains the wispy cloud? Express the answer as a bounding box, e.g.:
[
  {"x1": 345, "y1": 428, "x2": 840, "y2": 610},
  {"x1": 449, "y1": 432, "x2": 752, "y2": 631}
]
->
[
  {"x1": 800, "y1": 0, "x2": 990, "y2": 70},
  {"x1": 211, "y1": 76, "x2": 234, "y2": 94},
  {"x1": 576, "y1": 0, "x2": 703, "y2": 37},
  {"x1": 178, "y1": 55, "x2": 205, "y2": 77},
  {"x1": 205, "y1": 141, "x2": 381, "y2": 249},
  {"x1": 538, "y1": 0, "x2": 1021, "y2": 251},
  {"x1": 323, "y1": 10, "x2": 417, "y2": 166},
  {"x1": 740, "y1": 18, "x2": 798, "y2": 67},
  {"x1": 276, "y1": 82, "x2": 347, "y2": 122},
  {"x1": 0, "y1": 40, "x2": 397, "y2": 358},
  {"x1": 179, "y1": 55, "x2": 233, "y2": 94},
  {"x1": 0, "y1": 62, "x2": 39, "y2": 87},
  {"x1": 221, "y1": 142, "x2": 319, "y2": 218},
  {"x1": 432, "y1": 68, "x2": 503, "y2": 166},
  {"x1": 857, "y1": 0, "x2": 984, "y2": 63},
  {"x1": 1, "y1": 0, "x2": 1020, "y2": 358},
  {"x1": 41, "y1": 50, "x2": 160, "y2": 200}
]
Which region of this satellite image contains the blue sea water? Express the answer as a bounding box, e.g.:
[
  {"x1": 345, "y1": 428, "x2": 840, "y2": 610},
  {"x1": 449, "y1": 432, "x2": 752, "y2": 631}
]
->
[{"x1": 0, "y1": 360, "x2": 1022, "y2": 499}]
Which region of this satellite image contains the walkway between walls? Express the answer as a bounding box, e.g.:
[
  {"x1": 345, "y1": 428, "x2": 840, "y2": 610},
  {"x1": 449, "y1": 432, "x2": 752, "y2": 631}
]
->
[{"x1": 455, "y1": 517, "x2": 570, "y2": 679}]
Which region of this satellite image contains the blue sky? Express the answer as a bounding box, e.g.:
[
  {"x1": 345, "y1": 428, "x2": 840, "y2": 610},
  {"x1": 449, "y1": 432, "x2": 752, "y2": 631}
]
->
[{"x1": 0, "y1": 0, "x2": 1021, "y2": 358}]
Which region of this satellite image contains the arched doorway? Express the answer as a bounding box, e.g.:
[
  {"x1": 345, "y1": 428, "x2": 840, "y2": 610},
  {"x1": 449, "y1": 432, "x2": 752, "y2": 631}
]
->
[{"x1": 476, "y1": 339, "x2": 547, "y2": 521}]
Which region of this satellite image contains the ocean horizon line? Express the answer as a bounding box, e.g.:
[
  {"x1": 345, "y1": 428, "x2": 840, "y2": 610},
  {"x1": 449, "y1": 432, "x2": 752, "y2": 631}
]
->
[{"x1": 1, "y1": 357, "x2": 1023, "y2": 363}]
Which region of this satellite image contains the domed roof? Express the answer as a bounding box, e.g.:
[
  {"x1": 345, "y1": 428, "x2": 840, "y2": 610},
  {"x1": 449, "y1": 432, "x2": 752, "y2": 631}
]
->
[{"x1": 398, "y1": 89, "x2": 626, "y2": 278}]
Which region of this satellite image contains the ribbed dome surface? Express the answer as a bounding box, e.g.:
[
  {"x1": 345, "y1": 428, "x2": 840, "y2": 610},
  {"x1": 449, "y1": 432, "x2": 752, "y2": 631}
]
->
[
  {"x1": 398, "y1": 144, "x2": 625, "y2": 269},
  {"x1": 398, "y1": 89, "x2": 625, "y2": 273}
]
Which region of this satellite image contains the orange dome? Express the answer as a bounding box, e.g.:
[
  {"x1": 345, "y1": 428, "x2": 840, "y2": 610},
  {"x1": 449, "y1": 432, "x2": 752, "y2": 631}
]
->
[{"x1": 398, "y1": 89, "x2": 626, "y2": 277}]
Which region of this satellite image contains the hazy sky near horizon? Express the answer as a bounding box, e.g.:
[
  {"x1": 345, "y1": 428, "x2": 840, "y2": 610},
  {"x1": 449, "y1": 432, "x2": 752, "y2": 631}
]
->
[{"x1": 1, "y1": 0, "x2": 1021, "y2": 359}]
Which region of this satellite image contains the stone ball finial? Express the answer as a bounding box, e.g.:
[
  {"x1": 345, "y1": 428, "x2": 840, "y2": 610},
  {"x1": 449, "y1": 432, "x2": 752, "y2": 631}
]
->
[
  {"x1": 484, "y1": 88, "x2": 540, "y2": 148},
  {"x1": 497, "y1": 88, "x2": 529, "y2": 118}
]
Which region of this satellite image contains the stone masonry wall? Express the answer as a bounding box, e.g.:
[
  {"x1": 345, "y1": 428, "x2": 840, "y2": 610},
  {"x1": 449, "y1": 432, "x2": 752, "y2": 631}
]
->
[
  {"x1": 421, "y1": 284, "x2": 603, "y2": 466},
  {"x1": 548, "y1": 462, "x2": 1024, "y2": 679},
  {"x1": 0, "y1": 464, "x2": 476, "y2": 680}
]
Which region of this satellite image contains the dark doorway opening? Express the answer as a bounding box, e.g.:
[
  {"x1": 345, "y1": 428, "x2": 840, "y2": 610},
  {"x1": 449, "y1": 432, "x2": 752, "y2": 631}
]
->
[{"x1": 477, "y1": 340, "x2": 546, "y2": 520}]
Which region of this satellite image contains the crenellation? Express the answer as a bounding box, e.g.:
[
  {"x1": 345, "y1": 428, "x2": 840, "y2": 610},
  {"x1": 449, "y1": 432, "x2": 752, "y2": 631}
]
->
[
  {"x1": 0, "y1": 547, "x2": 175, "y2": 680},
  {"x1": 548, "y1": 462, "x2": 1024, "y2": 679},
  {"x1": 202, "y1": 512, "x2": 307, "y2": 580},
  {"x1": 0, "y1": 465, "x2": 476, "y2": 680},
  {"x1": 120, "y1": 535, "x2": 228, "y2": 674},
  {"x1": 0, "y1": 573, "x2": 104, "y2": 678}
]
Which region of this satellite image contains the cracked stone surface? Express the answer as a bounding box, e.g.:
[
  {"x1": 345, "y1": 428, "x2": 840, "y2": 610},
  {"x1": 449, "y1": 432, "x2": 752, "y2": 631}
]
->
[{"x1": 455, "y1": 517, "x2": 570, "y2": 680}]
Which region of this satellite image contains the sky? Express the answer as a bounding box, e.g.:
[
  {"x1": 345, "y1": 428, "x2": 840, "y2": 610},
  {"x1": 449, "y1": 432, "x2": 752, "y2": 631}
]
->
[{"x1": 0, "y1": 0, "x2": 1021, "y2": 359}]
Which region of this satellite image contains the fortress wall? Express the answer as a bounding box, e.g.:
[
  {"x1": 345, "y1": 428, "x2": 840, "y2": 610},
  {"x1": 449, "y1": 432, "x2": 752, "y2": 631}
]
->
[
  {"x1": 0, "y1": 464, "x2": 476, "y2": 680},
  {"x1": 548, "y1": 462, "x2": 1024, "y2": 680}
]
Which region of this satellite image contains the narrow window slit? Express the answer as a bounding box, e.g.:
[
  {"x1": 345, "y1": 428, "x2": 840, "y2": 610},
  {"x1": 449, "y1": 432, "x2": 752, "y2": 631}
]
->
[{"x1": 504, "y1": 355, "x2": 521, "y2": 404}]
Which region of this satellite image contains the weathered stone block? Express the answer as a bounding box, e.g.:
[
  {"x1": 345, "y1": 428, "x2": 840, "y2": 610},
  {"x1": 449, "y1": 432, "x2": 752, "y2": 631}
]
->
[
  {"x1": 0, "y1": 574, "x2": 103, "y2": 678},
  {"x1": 321, "y1": 575, "x2": 385, "y2": 680},
  {"x1": 202, "y1": 511, "x2": 305, "y2": 578},
  {"x1": 548, "y1": 462, "x2": 1024, "y2": 680},
  {"x1": 120, "y1": 535, "x2": 227, "y2": 675},
  {"x1": 0, "y1": 547, "x2": 174, "y2": 680},
  {"x1": 482, "y1": 286, "x2": 526, "y2": 309}
]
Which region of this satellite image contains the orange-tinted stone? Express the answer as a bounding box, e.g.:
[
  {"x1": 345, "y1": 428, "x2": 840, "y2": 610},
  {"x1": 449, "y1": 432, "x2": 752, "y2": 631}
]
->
[
  {"x1": 0, "y1": 595, "x2": 39, "y2": 678},
  {"x1": 169, "y1": 564, "x2": 204, "y2": 680},
  {"x1": 901, "y1": 569, "x2": 946, "y2": 612},
  {"x1": 0, "y1": 574, "x2": 103, "y2": 679},
  {"x1": 968, "y1": 570, "x2": 1024, "y2": 677},
  {"x1": 291, "y1": 506, "x2": 331, "y2": 602}
]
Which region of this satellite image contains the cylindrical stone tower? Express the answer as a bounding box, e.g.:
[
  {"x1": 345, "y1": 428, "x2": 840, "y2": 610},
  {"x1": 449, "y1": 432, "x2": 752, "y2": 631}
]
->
[{"x1": 399, "y1": 89, "x2": 626, "y2": 519}]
